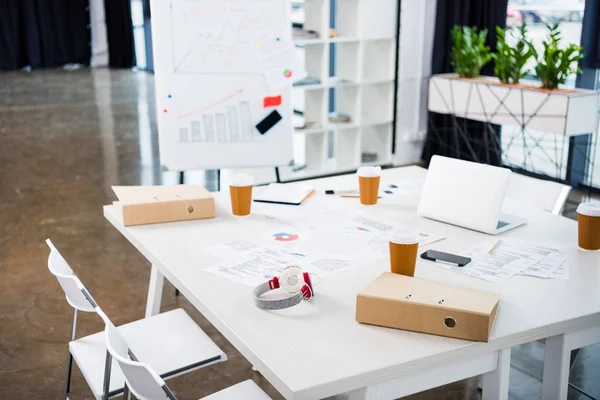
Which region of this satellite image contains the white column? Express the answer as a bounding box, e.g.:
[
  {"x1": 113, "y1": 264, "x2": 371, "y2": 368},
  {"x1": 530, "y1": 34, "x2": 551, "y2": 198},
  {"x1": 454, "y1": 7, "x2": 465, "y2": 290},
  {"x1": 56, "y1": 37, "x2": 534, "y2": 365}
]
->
[
  {"x1": 89, "y1": 0, "x2": 109, "y2": 67},
  {"x1": 394, "y1": 0, "x2": 437, "y2": 165}
]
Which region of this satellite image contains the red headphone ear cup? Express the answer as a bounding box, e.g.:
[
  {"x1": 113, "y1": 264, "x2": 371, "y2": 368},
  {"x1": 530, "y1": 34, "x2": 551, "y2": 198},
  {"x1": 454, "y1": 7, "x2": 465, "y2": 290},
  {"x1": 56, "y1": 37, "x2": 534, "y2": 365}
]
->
[
  {"x1": 269, "y1": 276, "x2": 280, "y2": 290},
  {"x1": 303, "y1": 272, "x2": 313, "y2": 298}
]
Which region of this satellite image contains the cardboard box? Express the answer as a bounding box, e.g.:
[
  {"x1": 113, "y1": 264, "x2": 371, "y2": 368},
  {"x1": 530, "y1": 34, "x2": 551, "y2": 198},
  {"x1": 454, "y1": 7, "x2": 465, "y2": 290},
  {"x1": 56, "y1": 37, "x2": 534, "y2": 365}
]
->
[
  {"x1": 112, "y1": 185, "x2": 215, "y2": 226},
  {"x1": 356, "y1": 272, "x2": 500, "y2": 342}
]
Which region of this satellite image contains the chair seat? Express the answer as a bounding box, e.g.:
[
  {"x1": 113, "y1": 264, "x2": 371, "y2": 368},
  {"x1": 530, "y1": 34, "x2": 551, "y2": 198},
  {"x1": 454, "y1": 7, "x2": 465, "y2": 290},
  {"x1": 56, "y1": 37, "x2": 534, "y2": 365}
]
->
[
  {"x1": 200, "y1": 380, "x2": 271, "y2": 400},
  {"x1": 70, "y1": 308, "x2": 226, "y2": 399}
]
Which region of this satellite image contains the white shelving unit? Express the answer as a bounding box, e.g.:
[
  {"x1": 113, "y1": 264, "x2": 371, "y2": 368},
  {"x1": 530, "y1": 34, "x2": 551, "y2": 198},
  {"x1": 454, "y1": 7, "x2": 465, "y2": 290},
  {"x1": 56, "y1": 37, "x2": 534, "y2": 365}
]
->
[{"x1": 284, "y1": 0, "x2": 399, "y2": 180}]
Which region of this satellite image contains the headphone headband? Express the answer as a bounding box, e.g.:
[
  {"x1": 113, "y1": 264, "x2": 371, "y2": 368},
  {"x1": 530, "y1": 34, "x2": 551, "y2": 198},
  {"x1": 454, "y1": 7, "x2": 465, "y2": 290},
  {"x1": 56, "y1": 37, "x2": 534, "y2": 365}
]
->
[{"x1": 253, "y1": 266, "x2": 313, "y2": 310}]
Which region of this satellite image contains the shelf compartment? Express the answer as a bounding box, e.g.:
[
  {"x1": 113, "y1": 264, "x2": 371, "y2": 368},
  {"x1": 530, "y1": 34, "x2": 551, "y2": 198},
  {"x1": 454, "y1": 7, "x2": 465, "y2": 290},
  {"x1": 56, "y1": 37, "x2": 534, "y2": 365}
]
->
[
  {"x1": 361, "y1": 40, "x2": 395, "y2": 82},
  {"x1": 333, "y1": 128, "x2": 361, "y2": 170},
  {"x1": 304, "y1": 42, "x2": 329, "y2": 84},
  {"x1": 360, "y1": 124, "x2": 393, "y2": 165},
  {"x1": 305, "y1": 131, "x2": 328, "y2": 170},
  {"x1": 337, "y1": 0, "x2": 359, "y2": 38},
  {"x1": 360, "y1": 82, "x2": 394, "y2": 122},
  {"x1": 357, "y1": 0, "x2": 397, "y2": 39},
  {"x1": 335, "y1": 42, "x2": 361, "y2": 82},
  {"x1": 335, "y1": 85, "x2": 360, "y2": 125},
  {"x1": 303, "y1": 0, "x2": 329, "y2": 35}
]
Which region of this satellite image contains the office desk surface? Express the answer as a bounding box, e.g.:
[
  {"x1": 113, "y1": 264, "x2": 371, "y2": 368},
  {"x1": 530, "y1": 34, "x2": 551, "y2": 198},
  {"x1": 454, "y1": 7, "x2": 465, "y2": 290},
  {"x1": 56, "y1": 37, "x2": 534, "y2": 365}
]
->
[{"x1": 104, "y1": 166, "x2": 600, "y2": 400}]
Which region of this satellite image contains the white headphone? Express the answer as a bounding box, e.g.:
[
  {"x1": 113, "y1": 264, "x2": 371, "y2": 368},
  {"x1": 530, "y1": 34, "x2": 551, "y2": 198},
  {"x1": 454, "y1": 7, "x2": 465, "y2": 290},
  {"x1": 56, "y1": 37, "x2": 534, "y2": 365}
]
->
[{"x1": 253, "y1": 266, "x2": 314, "y2": 310}]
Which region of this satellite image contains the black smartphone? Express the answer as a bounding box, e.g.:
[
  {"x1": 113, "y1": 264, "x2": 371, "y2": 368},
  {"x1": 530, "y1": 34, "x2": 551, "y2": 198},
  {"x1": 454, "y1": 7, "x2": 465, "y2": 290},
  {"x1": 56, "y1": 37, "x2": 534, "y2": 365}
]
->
[
  {"x1": 255, "y1": 110, "x2": 282, "y2": 134},
  {"x1": 420, "y1": 250, "x2": 471, "y2": 266}
]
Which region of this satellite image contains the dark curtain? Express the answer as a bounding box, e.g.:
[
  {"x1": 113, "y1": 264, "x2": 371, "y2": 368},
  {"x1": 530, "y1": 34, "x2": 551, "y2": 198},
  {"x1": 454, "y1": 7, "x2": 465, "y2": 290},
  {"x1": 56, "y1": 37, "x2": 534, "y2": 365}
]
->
[
  {"x1": 104, "y1": 0, "x2": 136, "y2": 68},
  {"x1": 580, "y1": 0, "x2": 600, "y2": 69},
  {"x1": 0, "y1": 0, "x2": 90, "y2": 70},
  {"x1": 422, "y1": 0, "x2": 509, "y2": 166}
]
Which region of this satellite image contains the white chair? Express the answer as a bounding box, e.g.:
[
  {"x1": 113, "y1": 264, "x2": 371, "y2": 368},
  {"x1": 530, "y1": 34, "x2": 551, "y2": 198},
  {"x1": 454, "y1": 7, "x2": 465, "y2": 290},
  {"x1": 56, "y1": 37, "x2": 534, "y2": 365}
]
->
[
  {"x1": 506, "y1": 173, "x2": 571, "y2": 215},
  {"x1": 46, "y1": 239, "x2": 226, "y2": 400},
  {"x1": 104, "y1": 321, "x2": 271, "y2": 400}
]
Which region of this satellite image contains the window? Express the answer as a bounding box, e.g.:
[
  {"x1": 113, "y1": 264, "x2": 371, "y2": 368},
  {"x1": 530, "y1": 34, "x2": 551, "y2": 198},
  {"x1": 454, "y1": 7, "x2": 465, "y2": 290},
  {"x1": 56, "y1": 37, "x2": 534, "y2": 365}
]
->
[
  {"x1": 131, "y1": 0, "x2": 147, "y2": 69},
  {"x1": 507, "y1": 0, "x2": 584, "y2": 86},
  {"x1": 502, "y1": 1, "x2": 597, "y2": 188}
]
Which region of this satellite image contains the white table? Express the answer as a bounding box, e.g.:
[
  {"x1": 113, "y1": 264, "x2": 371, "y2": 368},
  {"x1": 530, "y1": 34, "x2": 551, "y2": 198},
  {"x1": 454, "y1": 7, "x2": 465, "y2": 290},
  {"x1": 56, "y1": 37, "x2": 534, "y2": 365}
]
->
[{"x1": 104, "y1": 166, "x2": 600, "y2": 400}]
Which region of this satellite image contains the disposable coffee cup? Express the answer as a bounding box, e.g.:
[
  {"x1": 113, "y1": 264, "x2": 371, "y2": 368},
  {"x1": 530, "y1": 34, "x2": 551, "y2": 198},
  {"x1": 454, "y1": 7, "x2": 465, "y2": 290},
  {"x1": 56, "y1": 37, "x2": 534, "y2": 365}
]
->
[
  {"x1": 357, "y1": 166, "x2": 381, "y2": 205},
  {"x1": 230, "y1": 174, "x2": 253, "y2": 216},
  {"x1": 577, "y1": 202, "x2": 600, "y2": 251},
  {"x1": 389, "y1": 231, "x2": 420, "y2": 277}
]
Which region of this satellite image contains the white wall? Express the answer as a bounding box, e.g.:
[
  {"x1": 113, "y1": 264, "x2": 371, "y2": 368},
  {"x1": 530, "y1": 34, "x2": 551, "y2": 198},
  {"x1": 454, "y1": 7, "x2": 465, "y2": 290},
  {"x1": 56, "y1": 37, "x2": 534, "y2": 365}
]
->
[{"x1": 394, "y1": 0, "x2": 437, "y2": 165}]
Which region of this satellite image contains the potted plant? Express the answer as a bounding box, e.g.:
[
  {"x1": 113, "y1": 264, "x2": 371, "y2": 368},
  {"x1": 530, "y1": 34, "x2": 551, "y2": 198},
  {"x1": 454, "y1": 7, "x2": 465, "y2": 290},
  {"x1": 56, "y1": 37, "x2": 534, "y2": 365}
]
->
[
  {"x1": 535, "y1": 24, "x2": 584, "y2": 90},
  {"x1": 450, "y1": 25, "x2": 492, "y2": 78},
  {"x1": 429, "y1": 24, "x2": 598, "y2": 137},
  {"x1": 493, "y1": 23, "x2": 537, "y2": 84}
]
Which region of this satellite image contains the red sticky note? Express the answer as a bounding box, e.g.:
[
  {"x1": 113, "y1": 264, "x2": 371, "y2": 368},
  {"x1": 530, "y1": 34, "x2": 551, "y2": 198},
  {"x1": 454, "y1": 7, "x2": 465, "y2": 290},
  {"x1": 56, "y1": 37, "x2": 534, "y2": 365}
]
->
[{"x1": 263, "y1": 95, "x2": 282, "y2": 108}]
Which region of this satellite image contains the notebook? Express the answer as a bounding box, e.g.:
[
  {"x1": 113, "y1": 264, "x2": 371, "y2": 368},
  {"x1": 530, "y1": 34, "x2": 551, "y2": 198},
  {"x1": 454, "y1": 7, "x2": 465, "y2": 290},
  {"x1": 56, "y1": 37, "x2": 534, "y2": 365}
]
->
[{"x1": 253, "y1": 183, "x2": 315, "y2": 205}]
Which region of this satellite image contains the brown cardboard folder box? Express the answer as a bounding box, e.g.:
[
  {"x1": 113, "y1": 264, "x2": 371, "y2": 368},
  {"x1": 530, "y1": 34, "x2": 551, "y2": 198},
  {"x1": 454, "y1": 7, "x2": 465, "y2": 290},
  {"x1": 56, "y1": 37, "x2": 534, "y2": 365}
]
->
[
  {"x1": 112, "y1": 185, "x2": 215, "y2": 226},
  {"x1": 356, "y1": 272, "x2": 500, "y2": 342}
]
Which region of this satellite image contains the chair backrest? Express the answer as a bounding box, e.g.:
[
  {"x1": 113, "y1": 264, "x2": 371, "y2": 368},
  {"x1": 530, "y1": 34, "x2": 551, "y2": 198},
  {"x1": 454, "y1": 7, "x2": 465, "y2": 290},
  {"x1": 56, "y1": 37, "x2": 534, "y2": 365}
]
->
[
  {"x1": 104, "y1": 322, "x2": 173, "y2": 400},
  {"x1": 46, "y1": 239, "x2": 96, "y2": 312},
  {"x1": 506, "y1": 174, "x2": 571, "y2": 215}
]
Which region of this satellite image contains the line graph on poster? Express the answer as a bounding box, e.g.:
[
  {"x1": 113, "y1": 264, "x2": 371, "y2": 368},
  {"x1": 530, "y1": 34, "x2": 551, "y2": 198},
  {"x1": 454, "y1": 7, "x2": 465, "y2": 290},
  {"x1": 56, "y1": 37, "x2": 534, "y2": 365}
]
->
[{"x1": 170, "y1": 0, "x2": 287, "y2": 75}]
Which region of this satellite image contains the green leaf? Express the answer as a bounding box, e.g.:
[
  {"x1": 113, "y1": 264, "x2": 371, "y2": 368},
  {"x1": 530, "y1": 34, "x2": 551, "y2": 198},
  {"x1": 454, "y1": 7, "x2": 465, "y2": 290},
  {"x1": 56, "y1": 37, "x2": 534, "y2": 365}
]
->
[
  {"x1": 534, "y1": 24, "x2": 584, "y2": 89},
  {"x1": 450, "y1": 25, "x2": 491, "y2": 78},
  {"x1": 492, "y1": 23, "x2": 536, "y2": 84}
]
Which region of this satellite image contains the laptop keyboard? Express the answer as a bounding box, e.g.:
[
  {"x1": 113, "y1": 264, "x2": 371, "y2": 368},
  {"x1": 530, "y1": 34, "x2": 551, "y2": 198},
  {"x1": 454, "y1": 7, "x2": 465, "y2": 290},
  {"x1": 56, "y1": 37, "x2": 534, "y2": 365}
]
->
[{"x1": 496, "y1": 220, "x2": 509, "y2": 229}]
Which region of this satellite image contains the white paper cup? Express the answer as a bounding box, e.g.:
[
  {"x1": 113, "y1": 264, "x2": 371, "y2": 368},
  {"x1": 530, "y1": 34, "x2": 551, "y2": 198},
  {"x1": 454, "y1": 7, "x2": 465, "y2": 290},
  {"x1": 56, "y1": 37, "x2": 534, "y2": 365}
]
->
[
  {"x1": 357, "y1": 166, "x2": 382, "y2": 178},
  {"x1": 577, "y1": 202, "x2": 600, "y2": 251},
  {"x1": 357, "y1": 166, "x2": 381, "y2": 205},
  {"x1": 230, "y1": 174, "x2": 254, "y2": 216},
  {"x1": 230, "y1": 173, "x2": 254, "y2": 187},
  {"x1": 389, "y1": 231, "x2": 420, "y2": 277}
]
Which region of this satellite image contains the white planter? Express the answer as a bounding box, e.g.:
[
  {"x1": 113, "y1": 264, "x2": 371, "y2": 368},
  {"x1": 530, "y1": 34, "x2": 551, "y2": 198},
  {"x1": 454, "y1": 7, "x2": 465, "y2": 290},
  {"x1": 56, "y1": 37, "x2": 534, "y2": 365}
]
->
[{"x1": 428, "y1": 73, "x2": 600, "y2": 136}]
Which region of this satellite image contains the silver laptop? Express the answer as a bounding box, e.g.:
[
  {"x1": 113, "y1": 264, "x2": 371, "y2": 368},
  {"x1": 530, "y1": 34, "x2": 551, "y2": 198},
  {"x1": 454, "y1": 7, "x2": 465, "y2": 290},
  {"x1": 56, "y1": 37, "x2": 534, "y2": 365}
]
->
[{"x1": 417, "y1": 156, "x2": 526, "y2": 235}]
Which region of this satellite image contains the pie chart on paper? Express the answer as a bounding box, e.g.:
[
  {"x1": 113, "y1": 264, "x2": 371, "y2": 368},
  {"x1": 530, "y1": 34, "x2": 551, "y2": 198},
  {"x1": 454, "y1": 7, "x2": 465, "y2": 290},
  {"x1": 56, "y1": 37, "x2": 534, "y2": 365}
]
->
[{"x1": 272, "y1": 232, "x2": 299, "y2": 242}]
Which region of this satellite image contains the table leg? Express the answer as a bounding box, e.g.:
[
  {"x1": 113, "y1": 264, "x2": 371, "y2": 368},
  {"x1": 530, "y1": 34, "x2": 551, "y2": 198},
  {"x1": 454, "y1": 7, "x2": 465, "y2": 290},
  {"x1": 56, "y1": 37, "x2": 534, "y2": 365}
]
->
[
  {"x1": 542, "y1": 334, "x2": 570, "y2": 400},
  {"x1": 542, "y1": 326, "x2": 600, "y2": 400},
  {"x1": 145, "y1": 265, "x2": 164, "y2": 318},
  {"x1": 482, "y1": 347, "x2": 511, "y2": 400},
  {"x1": 348, "y1": 385, "x2": 378, "y2": 400}
]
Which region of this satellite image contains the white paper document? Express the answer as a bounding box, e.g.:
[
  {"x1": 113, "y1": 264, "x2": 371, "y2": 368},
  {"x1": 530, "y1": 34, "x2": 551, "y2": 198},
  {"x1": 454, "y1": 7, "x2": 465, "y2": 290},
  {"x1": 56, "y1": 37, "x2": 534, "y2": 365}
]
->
[
  {"x1": 205, "y1": 247, "x2": 293, "y2": 287},
  {"x1": 294, "y1": 226, "x2": 372, "y2": 260},
  {"x1": 514, "y1": 243, "x2": 570, "y2": 279},
  {"x1": 205, "y1": 244, "x2": 360, "y2": 287},
  {"x1": 366, "y1": 232, "x2": 446, "y2": 256},
  {"x1": 207, "y1": 199, "x2": 447, "y2": 286},
  {"x1": 434, "y1": 240, "x2": 571, "y2": 283},
  {"x1": 548, "y1": 260, "x2": 570, "y2": 280},
  {"x1": 457, "y1": 241, "x2": 538, "y2": 282},
  {"x1": 380, "y1": 178, "x2": 425, "y2": 198},
  {"x1": 256, "y1": 33, "x2": 307, "y2": 90},
  {"x1": 258, "y1": 198, "x2": 358, "y2": 231}
]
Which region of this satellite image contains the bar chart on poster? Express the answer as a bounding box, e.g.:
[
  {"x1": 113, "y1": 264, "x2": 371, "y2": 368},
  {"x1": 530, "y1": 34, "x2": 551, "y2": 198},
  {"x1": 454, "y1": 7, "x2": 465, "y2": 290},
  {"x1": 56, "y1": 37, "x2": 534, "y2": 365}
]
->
[{"x1": 150, "y1": 0, "x2": 299, "y2": 171}]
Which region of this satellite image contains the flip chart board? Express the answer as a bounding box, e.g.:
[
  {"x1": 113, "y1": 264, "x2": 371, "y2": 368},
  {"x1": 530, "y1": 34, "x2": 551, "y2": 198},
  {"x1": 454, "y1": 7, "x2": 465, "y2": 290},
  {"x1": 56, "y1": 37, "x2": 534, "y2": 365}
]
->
[{"x1": 150, "y1": 0, "x2": 295, "y2": 170}]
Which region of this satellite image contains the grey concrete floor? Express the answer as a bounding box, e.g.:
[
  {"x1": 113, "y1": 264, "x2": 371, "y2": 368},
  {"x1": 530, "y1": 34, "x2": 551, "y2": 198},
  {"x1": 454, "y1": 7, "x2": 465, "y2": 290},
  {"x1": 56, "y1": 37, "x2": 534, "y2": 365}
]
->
[{"x1": 0, "y1": 68, "x2": 598, "y2": 400}]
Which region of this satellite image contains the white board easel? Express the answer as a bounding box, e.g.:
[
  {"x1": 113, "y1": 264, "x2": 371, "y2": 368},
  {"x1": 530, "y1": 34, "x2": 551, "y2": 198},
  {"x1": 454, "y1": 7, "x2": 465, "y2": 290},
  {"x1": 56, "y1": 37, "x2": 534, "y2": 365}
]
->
[{"x1": 150, "y1": 0, "x2": 294, "y2": 171}]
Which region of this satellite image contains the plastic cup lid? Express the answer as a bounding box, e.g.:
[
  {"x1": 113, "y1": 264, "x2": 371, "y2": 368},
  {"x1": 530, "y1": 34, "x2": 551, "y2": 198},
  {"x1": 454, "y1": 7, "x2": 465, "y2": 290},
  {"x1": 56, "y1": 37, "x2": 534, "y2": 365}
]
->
[
  {"x1": 230, "y1": 173, "x2": 253, "y2": 187},
  {"x1": 357, "y1": 166, "x2": 381, "y2": 177},
  {"x1": 577, "y1": 202, "x2": 600, "y2": 217},
  {"x1": 389, "y1": 230, "x2": 420, "y2": 245}
]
